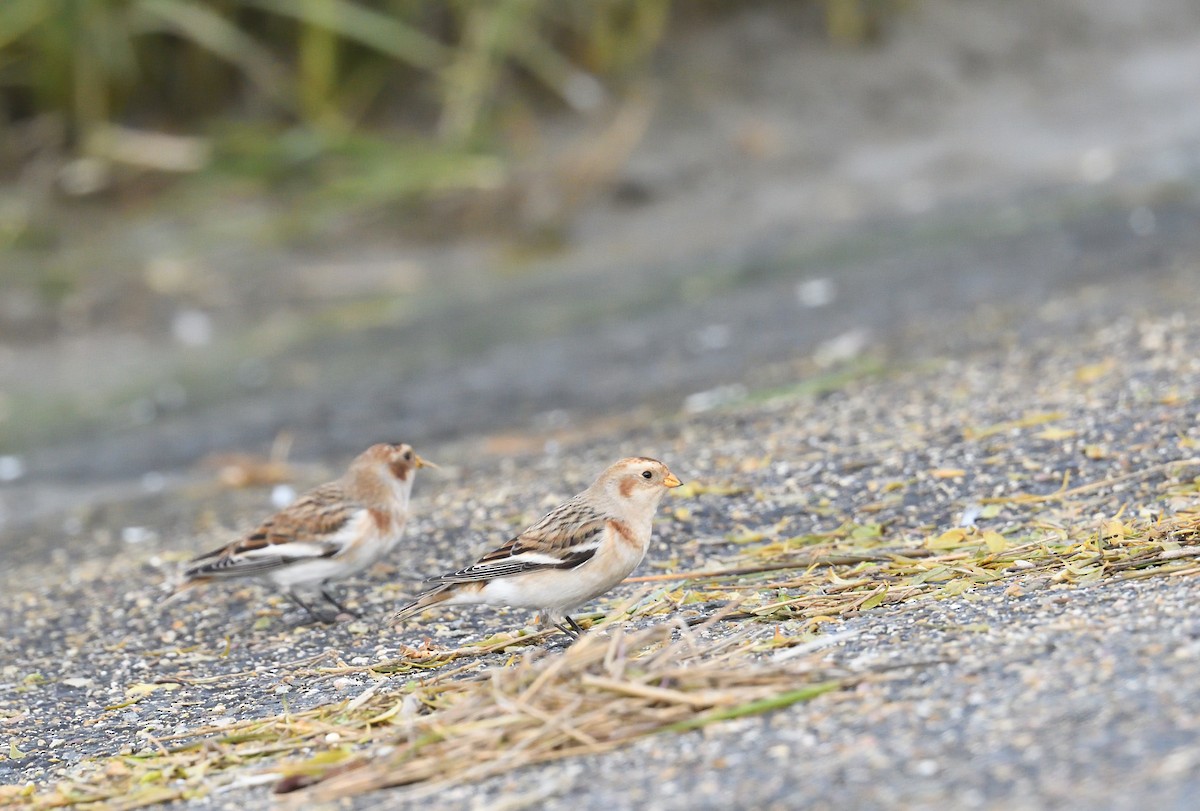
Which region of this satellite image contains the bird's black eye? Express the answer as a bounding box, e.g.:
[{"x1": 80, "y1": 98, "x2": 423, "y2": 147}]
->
[
  {"x1": 642, "y1": 470, "x2": 653, "y2": 479},
  {"x1": 403, "y1": 450, "x2": 413, "y2": 461}
]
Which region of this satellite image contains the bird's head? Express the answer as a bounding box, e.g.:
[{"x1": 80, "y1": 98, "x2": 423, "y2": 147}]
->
[
  {"x1": 350, "y1": 442, "x2": 434, "y2": 496},
  {"x1": 593, "y1": 456, "x2": 682, "y2": 514}
]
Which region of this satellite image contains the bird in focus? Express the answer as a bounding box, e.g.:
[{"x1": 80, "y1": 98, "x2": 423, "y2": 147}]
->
[
  {"x1": 391, "y1": 457, "x2": 682, "y2": 637},
  {"x1": 177, "y1": 442, "x2": 432, "y2": 622}
]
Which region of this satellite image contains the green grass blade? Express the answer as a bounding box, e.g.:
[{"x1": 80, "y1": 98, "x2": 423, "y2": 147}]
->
[
  {"x1": 246, "y1": 0, "x2": 446, "y2": 69},
  {"x1": 132, "y1": 0, "x2": 289, "y2": 106},
  {"x1": 0, "y1": 0, "x2": 51, "y2": 52},
  {"x1": 660, "y1": 681, "x2": 842, "y2": 735}
]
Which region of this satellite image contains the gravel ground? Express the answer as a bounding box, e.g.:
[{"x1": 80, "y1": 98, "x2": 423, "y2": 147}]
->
[
  {"x1": 4, "y1": 3, "x2": 1200, "y2": 807},
  {"x1": 3, "y1": 273, "x2": 1200, "y2": 809}
]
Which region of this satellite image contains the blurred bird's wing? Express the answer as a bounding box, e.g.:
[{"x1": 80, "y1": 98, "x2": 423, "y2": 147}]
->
[
  {"x1": 185, "y1": 482, "x2": 364, "y2": 578},
  {"x1": 431, "y1": 497, "x2": 607, "y2": 583}
]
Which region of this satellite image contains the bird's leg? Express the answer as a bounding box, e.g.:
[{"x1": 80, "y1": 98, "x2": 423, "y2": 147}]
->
[
  {"x1": 319, "y1": 587, "x2": 357, "y2": 617},
  {"x1": 553, "y1": 615, "x2": 585, "y2": 639},
  {"x1": 285, "y1": 591, "x2": 333, "y2": 624}
]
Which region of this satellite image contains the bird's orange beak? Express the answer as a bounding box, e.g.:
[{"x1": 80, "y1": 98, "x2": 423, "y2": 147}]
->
[
  {"x1": 414, "y1": 454, "x2": 438, "y2": 470},
  {"x1": 664, "y1": 472, "x2": 682, "y2": 488}
]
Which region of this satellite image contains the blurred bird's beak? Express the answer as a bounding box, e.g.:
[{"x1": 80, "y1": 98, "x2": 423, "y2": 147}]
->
[
  {"x1": 414, "y1": 454, "x2": 438, "y2": 470},
  {"x1": 664, "y1": 473, "x2": 682, "y2": 488}
]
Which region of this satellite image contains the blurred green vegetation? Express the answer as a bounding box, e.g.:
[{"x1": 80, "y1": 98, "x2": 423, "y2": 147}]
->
[
  {"x1": 0, "y1": 1, "x2": 896, "y2": 200},
  {"x1": 0, "y1": 1, "x2": 667, "y2": 166}
]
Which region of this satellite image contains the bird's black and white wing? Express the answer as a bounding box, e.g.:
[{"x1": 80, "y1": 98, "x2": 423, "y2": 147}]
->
[
  {"x1": 185, "y1": 483, "x2": 364, "y2": 579},
  {"x1": 430, "y1": 497, "x2": 608, "y2": 584}
]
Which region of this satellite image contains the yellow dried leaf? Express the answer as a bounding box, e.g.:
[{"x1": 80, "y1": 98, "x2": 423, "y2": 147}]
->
[
  {"x1": 964, "y1": 411, "x2": 1065, "y2": 440},
  {"x1": 912, "y1": 565, "x2": 954, "y2": 583},
  {"x1": 859, "y1": 587, "x2": 888, "y2": 610},
  {"x1": 0, "y1": 785, "x2": 35, "y2": 801},
  {"x1": 673, "y1": 481, "x2": 746, "y2": 499},
  {"x1": 279, "y1": 747, "x2": 356, "y2": 777},
  {"x1": 847, "y1": 522, "x2": 885, "y2": 540},
  {"x1": 937, "y1": 580, "x2": 972, "y2": 598},
  {"x1": 127, "y1": 682, "x2": 181, "y2": 698},
  {"x1": 1035, "y1": 427, "x2": 1076, "y2": 441},
  {"x1": 930, "y1": 468, "x2": 966, "y2": 479},
  {"x1": 926, "y1": 528, "x2": 968, "y2": 549},
  {"x1": 826, "y1": 571, "x2": 869, "y2": 587},
  {"x1": 727, "y1": 530, "x2": 766, "y2": 544},
  {"x1": 1074, "y1": 360, "x2": 1114, "y2": 383},
  {"x1": 981, "y1": 531, "x2": 1007, "y2": 553}
]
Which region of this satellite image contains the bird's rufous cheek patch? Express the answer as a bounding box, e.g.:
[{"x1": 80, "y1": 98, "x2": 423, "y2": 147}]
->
[
  {"x1": 619, "y1": 478, "x2": 636, "y2": 499},
  {"x1": 388, "y1": 460, "x2": 410, "y2": 481}
]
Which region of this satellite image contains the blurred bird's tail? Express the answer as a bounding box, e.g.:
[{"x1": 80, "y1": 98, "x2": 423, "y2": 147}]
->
[
  {"x1": 388, "y1": 585, "x2": 453, "y2": 626},
  {"x1": 161, "y1": 574, "x2": 208, "y2": 606}
]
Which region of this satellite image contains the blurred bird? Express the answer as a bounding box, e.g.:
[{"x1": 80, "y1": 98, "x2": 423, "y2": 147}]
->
[
  {"x1": 177, "y1": 442, "x2": 432, "y2": 621},
  {"x1": 391, "y1": 457, "x2": 682, "y2": 637}
]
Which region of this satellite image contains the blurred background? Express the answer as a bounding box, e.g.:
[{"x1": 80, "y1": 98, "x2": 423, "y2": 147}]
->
[{"x1": 2, "y1": 0, "x2": 1200, "y2": 546}]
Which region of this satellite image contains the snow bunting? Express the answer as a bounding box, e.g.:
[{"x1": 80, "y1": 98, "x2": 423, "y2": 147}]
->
[
  {"x1": 390, "y1": 457, "x2": 682, "y2": 637},
  {"x1": 179, "y1": 443, "x2": 432, "y2": 621}
]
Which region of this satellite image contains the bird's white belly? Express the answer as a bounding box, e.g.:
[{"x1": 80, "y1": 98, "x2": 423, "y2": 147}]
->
[
  {"x1": 266, "y1": 558, "x2": 347, "y2": 589},
  {"x1": 477, "y1": 535, "x2": 647, "y2": 611},
  {"x1": 265, "y1": 511, "x2": 404, "y2": 589}
]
